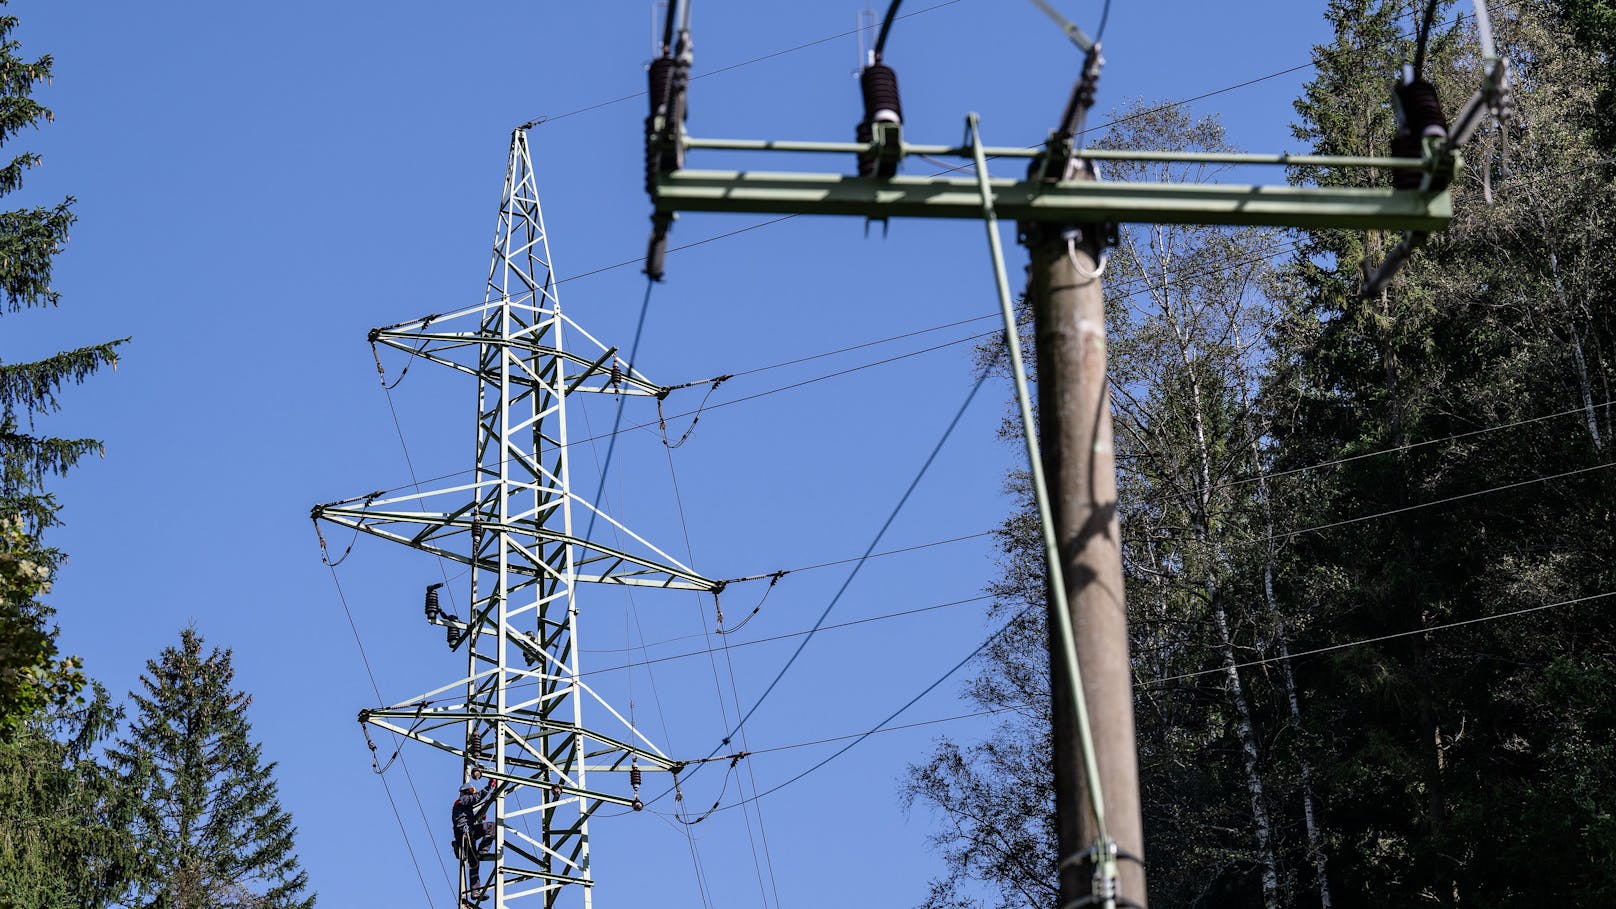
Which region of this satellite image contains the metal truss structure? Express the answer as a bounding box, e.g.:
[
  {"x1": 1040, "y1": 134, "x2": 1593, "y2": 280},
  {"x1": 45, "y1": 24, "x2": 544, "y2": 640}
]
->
[{"x1": 314, "y1": 128, "x2": 720, "y2": 909}]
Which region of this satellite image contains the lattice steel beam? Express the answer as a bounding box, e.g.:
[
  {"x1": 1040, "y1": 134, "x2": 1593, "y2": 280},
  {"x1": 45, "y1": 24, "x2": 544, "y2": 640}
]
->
[{"x1": 318, "y1": 128, "x2": 714, "y2": 909}]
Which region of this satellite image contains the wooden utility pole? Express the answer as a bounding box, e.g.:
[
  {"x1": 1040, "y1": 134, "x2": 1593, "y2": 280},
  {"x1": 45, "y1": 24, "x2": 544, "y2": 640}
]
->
[{"x1": 1027, "y1": 222, "x2": 1147, "y2": 908}]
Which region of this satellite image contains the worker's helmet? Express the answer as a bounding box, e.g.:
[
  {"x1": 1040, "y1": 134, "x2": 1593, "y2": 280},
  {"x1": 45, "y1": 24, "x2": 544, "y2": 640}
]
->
[{"x1": 460, "y1": 784, "x2": 477, "y2": 794}]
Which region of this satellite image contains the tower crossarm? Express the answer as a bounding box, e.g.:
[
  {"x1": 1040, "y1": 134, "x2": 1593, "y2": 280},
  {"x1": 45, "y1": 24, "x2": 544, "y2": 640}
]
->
[
  {"x1": 371, "y1": 307, "x2": 666, "y2": 397},
  {"x1": 312, "y1": 503, "x2": 723, "y2": 592}
]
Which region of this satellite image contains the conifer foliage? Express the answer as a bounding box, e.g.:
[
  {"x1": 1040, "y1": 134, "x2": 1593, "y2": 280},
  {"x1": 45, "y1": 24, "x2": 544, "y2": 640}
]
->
[
  {"x1": 112, "y1": 629, "x2": 314, "y2": 909},
  {"x1": 0, "y1": 0, "x2": 126, "y2": 725}
]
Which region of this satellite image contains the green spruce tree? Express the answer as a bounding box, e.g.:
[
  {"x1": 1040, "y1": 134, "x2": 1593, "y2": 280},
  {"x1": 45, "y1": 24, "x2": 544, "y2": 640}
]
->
[
  {"x1": 1270, "y1": 2, "x2": 1616, "y2": 903},
  {"x1": 0, "y1": 0, "x2": 126, "y2": 725},
  {"x1": 0, "y1": 685, "x2": 144, "y2": 908},
  {"x1": 112, "y1": 629, "x2": 314, "y2": 909}
]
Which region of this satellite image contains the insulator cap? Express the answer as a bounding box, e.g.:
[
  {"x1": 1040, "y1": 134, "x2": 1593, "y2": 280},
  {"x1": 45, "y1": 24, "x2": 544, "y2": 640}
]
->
[{"x1": 632, "y1": 797, "x2": 645, "y2": 812}]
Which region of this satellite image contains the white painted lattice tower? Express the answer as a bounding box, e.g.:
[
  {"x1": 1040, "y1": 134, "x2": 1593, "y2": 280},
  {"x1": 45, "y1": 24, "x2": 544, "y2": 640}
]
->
[{"x1": 316, "y1": 128, "x2": 720, "y2": 909}]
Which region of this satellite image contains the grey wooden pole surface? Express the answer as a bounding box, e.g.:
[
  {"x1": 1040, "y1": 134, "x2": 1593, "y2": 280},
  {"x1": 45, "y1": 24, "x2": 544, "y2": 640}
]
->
[{"x1": 1028, "y1": 225, "x2": 1148, "y2": 908}]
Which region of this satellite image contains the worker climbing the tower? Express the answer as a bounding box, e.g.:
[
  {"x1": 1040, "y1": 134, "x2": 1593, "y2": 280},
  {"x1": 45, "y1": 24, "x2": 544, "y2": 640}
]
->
[{"x1": 452, "y1": 777, "x2": 496, "y2": 901}]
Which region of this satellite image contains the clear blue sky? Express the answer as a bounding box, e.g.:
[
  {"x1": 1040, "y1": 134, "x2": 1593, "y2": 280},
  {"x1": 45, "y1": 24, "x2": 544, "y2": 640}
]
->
[{"x1": 18, "y1": 2, "x2": 1331, "y2": 906}]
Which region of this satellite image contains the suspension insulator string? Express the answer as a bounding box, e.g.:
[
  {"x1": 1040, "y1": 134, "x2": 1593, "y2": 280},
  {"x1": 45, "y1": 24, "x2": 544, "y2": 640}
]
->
[{"x1": 716, "y1": 571, "x2": 786, "y2": 635}]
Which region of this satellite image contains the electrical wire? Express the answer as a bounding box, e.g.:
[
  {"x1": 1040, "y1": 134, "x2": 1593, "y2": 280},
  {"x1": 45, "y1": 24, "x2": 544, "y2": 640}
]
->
[
  {"x1": 657, "y1": 418, "x2": 785, "y2": 906},
  {"x1": 350, "y1": 228, "x2": 1314, "y2": 504},
  {"x1": 527, "y1": 0, "x2": 971, "y2": 126},
  {"x1": 695, "y1": 364, "x2": 995, "y2": 764},
  {"x1": 874, "y1": 0, "x2": 904, "y2": 59},
  {"x1": 632, "y1": 579, "x2": 1616, "y2": 792},
  {"x1": 608, "y1": 366, "x2": 1000, "y2": 817},
  {"x1": 1154, "y1": 589, "x2": 1616, "y2": 685},
  {"x1": 690, "y1": 603, "x2": 1034, "y2": 817},
  {"x1": 1217, "y1": 399, "x2": 1616, "y2": 492},
  {"x1": 1094, "y1": 0, "x2": 1112, "y2": 43},
  {"x1": 1246, "y1": 461, "x2": 1614, "y2": 548},
  {"x1": 584, "y1": 279, "x2": 656, "y2": 541},
  {"x1": 325, "y1": 563, "x2": 444, "y2": 907},
  {"x1": 576, "y1": 459, "x2": 1614, "y2": 679},
  {"x1": 670, "y1": 581, "x2": 1616, "y2": 817},
  {"x1": 583, "y1": 594, "x2": 994, "y2": 680},
  {"x1": 1413, "y1": 0, "x2": 1442, "y2": 80}
]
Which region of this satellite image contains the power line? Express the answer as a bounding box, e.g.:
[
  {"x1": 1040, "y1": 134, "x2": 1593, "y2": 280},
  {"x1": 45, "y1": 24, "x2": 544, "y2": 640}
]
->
[
  {"x1": 675, "y1": 585, "x2": 1616, "y2": 816},
  {"x1": 525, "y1": 0, "x2": 970, "y2": 127},
  {"x1": 1248, "y1": 461, "x2": 1615, "y2": 547},
  {"x1": 697, "y1": 365, "x2": 996, "y2": 762},
  {"x1": 356, "y1": 230, "x2": 1315, "y2": 503},
  {"x1": 583, "y1": 592, "x2": 994, "y2": 679},
  {"x1": 325, "y1": 563, "x2": 442, "y2": 909},
  {"x1": 1154, "y1": 589, "x2": 1616, "y2": 685},
  {"x1": 685, "y1": 602, "x2": 1036, "y2": 818},
  {"x1": 656, "y1": 407, "x2": 786, "y2": 908},
  {"x1": 1219, "y1": 399, "x2": 1616, "y2": 491},
  {"x1": 584, "y1": 460, "x2": 1613, "y2": 681}
]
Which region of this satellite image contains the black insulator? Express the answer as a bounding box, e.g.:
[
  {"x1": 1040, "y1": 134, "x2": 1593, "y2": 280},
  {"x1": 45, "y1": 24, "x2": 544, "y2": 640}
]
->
[
  {"x1": 424, "y1": 583, "x2": 443, "y2": 622},
  {"x1": 630, "y1": 764, "x2": 643, "y2": 789},
  {"x1": 855, "y1": 119, "x2": 876, "y2": 177},
  {"x1": 648, "y1": 56, "x2": 677, "y2": 117},
  {"x1": 1390, "y1": 78, "x2": 1446, "y2": 191},
  {"x1": 860, "y1": 63, "x2": 903, "y2": 124},
  {"x1": 855, "y1": 64, "x2": 902, "y2": 179},
  {"x1": 447, "y1": 622, "x2": 463, "y2": 648},
  {"x1": 1397, "y1": 78, "x2": 1447, "y2": 138},
  {"x1": 1390, "y1": 129, "x2": 1425, "y2": 189}
]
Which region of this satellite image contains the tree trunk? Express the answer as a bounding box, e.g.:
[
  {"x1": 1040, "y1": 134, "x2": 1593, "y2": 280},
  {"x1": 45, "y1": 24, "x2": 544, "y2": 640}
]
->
[
  {"x1": 1250, "y1": 422, "x2": 1333, "y2": 909},
  {"x1": 1210, "y1": 577, "x2": 1281, "y2": 909},
  {"x1": 1544, "y1": 246, "x2": 1603, "y2": 450}
]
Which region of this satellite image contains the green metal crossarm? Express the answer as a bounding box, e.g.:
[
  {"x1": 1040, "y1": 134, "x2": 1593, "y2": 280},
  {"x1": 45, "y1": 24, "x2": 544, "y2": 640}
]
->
[
  {"x1": 653, "y1": 169, "x2": 1454, "y2": 232},
  {"x1": 683, "y1": 135, "x2": 1430, "y2": 172}
]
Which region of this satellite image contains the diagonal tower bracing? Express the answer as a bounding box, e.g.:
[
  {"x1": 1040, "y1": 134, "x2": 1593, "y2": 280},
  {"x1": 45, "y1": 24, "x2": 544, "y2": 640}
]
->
[{"x1": 315, "y1": 128, "x2": 719, "y2": 909}]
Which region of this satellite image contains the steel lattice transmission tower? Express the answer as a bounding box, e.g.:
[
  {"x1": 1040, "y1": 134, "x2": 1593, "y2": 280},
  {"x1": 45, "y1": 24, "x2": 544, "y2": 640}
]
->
[{"x1": 314, "y1": 128, "x2": 720, "y2": 909}]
